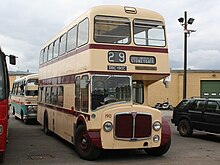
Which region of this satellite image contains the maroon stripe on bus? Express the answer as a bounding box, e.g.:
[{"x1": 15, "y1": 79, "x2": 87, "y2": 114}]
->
[
  {"x1": 38, "y1": 102, "x2": 90, "y2": 120},
  {"x1": 39, "y1": 71, "x2": 170, "y2": 86},
  {"x1": 89, "y1": 44, "x2": 169, "y2": 53},
  {"x1": 39, "y1": 74, "x2": 75, "y2": 85},
  {"x1": 39, "y1": 44, "x2": 168, "y2": 68},
  {"x1": 39, "y1": 71, "x2": 169, "y2": 85}
]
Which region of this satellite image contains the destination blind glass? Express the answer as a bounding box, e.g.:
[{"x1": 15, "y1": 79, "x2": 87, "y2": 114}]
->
[{"x1": 130, "y1": 55, "x2": 156, "y2": 64}]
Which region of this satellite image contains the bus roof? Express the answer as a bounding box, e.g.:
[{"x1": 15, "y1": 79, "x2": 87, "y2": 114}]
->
[
  {"x1": 13, "y1": 73, "x2": 39, "y2": 83},
  {"x1": 42, "y1": 5, "x2": 165, "y2": 48}
]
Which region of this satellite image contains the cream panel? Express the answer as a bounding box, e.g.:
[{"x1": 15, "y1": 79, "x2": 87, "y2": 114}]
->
[{"x1": 90, "y1": 49, "x2": 169, "y2": 75}]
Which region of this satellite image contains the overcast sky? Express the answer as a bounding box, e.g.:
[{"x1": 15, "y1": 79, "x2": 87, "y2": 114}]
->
[{"x1": 1, "y1": 0, "x2": 220, "y2": 72}]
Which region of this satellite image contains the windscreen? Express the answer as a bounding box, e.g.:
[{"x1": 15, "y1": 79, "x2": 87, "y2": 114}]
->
[
  {"x1": 25, "y1": 79, "x2": 38, "y2": 96},
  {"x1": 91, "y1": 75, "x2": 131, "y2": 110}
]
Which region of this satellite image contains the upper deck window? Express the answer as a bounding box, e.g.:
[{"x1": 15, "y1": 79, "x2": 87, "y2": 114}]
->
[
  {"x1": 67, "y1": 26, "x2": 77, "y2": 52},
  {"x1": 59, "y1": 33, "x2": 67, "y2": 56},
  {"x1": 134, "y1": 19, "x2": 165, "y2": 47},
  {"x1": 39, "y1": 49, "x2": 44, "y2": 64},
  {"x1": 94, "y1": 16, "x2": 131, "y2": 44},
  {"x1": 53, "y1": 39, "x2": 59, "y2": 58},
  {"x1": 78, "y1": 18, "x2": 89, "y2": 47}
]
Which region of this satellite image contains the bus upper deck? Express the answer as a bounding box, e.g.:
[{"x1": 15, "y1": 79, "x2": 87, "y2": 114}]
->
[{"x1": 39, "y1": 5, "x2": 169, "y2": 83}]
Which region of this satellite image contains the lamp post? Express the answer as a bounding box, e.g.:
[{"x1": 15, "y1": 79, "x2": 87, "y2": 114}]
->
[{"x1": 178, "y1": 11, "x2": 195, "y2": 99}]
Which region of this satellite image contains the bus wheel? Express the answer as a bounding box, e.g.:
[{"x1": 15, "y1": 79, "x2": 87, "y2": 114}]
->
[
  {"x1": 43, "y1": 113, "x2": 50, "y2": 135},
  {"x1": 0, "y1": 152, "x2": 5, "y2": 163},
  {"x1": 75, "y1": 125, "x2": 101, "y2": 160},
  {"x1": 12, "y1": 107, "x2": 15, "y2": 115},
  {"x1": 24, "y1": 119, "x2": 28, "y2": 124},
  {"x1": 144, "y1": 137, "x2": 171, "y2": 156}
]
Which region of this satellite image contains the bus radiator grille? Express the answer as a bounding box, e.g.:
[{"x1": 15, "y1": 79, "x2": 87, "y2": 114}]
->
[{"x1": 115, "y1": 113, "x2": 152, "y2": 140}]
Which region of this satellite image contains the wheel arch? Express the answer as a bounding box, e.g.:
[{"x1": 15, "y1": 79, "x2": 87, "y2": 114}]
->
[
  {"x1": 177, "y1": 116, "x2": 192, "y2": 130},
  {"x1": 161, "y1": 117, "x2": 171, "y2": 146}
]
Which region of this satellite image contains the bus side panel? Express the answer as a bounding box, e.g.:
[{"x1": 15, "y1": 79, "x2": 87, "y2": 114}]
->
[
  {"x1": 0, "y1": 99, "x2": 8, "y2": 153},
  {"x1": 10, "y1": 96, "x2": 22, "y2": 119}
]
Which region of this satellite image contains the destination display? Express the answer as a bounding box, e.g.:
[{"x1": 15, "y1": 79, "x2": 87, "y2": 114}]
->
[{"x1": 130, "y1": 55, "x2": 156, "y2": 64}]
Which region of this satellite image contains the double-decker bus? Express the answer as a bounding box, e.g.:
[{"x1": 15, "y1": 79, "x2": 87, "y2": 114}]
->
[
  {"x1": 37, "y1": 6, "x2": 171, "y2": 160},
  {"x1": 10, "y1": 74, "x2": 38, "y2": 124},
  {"x1": 0, "y1": 48, "x2": 16, "y2": 161}
]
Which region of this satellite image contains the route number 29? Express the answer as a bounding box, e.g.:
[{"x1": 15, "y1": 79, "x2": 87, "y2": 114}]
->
[{"x1": 108, "y1": 51, "x2": 126, "y2": 63}]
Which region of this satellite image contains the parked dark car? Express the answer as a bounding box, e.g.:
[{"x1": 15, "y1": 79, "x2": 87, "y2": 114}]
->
[{"x1": 171, "y1": 98, "x2": 220, "y2": 136}]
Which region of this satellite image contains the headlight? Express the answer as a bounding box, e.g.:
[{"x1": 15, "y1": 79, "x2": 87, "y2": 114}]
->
[
  {"x1": 103, "y1": 121, "x2": 113, "y2": 132},
  {"x1": 153, "y1": 135, "x2": 160, "y2": 143},
  {"x1": 27, "y1": 106, "x2": 34, "y2": 111},
  {"x1": 33, "y1": 106, "x2": 37, "y2": 111},
  {"x1": 153, "y1": 121, "x2": 161, "y2": 131}
]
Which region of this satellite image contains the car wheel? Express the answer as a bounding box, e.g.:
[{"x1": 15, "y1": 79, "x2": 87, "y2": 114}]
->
[
  {"x1": 178, "y1": 119, "x2": 193, "y2": 137},
  {"x1": 75, "y1": 125, "x2": 101, "y2": 160},
  {"x1": 144, "y1": 137, "x2": 171, "y2": 156}
]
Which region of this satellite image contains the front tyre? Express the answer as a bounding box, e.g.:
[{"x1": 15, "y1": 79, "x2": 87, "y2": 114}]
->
[
  {"x1": 0, "y1": 152, "x2": 5, "y2": 163},
  {"x1": 178, "y1": 119, "x2": 193, "y2": 137},
  {"x1": 144, "y1": 137, "x2": 171, "y2": 156},
  {"x1": 75, "y1": 125, "x2": 101, "y2": 160}
]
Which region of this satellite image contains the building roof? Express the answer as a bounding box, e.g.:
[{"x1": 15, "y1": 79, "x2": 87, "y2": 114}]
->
[
  {"x1": 171, "y1": 69, "x2": 220, "y2": 73},
  {"x1": 8, "y1": 70, "x2": 36, "y2": 76}
]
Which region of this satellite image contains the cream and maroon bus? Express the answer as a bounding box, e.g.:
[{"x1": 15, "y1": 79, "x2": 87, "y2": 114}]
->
[
  {"x1": 38, "y1": 5, "x2": 171, "y2": 160},
  {"x1": 10, "y1": 74, "x2": 38, "y2": 124}
]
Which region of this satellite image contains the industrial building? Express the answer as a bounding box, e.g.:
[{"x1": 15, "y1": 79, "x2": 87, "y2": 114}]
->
[{"x1": 148, "y1": 70, "x2": 220, "y2": 107}]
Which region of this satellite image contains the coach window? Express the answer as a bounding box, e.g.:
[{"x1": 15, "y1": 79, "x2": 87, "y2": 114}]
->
[
  {"x1": 51, "y1": 87, "x2": 58, "y2": 105},
  {"x1": 59, "y1": 33, "x2": 67, "y2": 55},
  {"x1": 43, "y1": 47, "x2": 48, "y2": 63},
  {"x1": 81, "y1": 75, "x2": 89, "y2": 113},
  {"x1": 46, "y1": 87, "x2": 51, "y2": 104},
  {"x1": 38, "y1": 87, "x2": 42, "y2": 102},
  {"x1": 75, "y1": 76, "x2": 81, "y2": 111},
  {"x1": 57, "y1": 86, "x2": 64, "y2": 107},
  {"x1": 78, "y1": 18, "x2": 89, "y2": 47},
  {"x1": 17, "y1": 82, "x2": 22, "y2": 95},
  {"x1": 14, "y1": 83, "x2": 18, "y2": 95},
  {"x1": 67, "y1": 26, "x2": 77, "y2": 52},
  {"x1": 94, "y1": 16, "x2": 131, "y2": 44},
  {"x1": 53, "y1": 39, "x2": 59, "y2": 58},
  {"x1": 48, "y1": 43, "x2": 53, "y2": 61},
  {"x1": 133, "y1": 81, "x2": 144, "y2": 104},
  {"x1": 41, "y1": 87, "x2": 46, "y2": 103}
]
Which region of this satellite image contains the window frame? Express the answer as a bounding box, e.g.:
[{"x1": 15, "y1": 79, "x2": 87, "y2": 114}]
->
[
  {"x1": 53, "y1": 38, "x2": 59, "y2": 59},
  {"x1": 67, "y1": 25, "x2": 77, "y2": 52},
  {"x1": 59, "y1": 33, "x2": 67, "y2": 56},
  {"x1": 133, "y1": 19, "x2": 166, "y2": 47},
  {"x1": 77, "y1": 18, "x2": 89, "y2": 48},
  {"x1": 94, "y1": 15, "x2": 131, "y2": 45}
]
